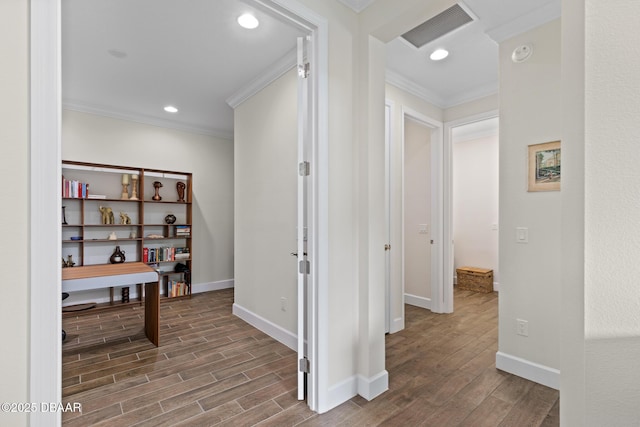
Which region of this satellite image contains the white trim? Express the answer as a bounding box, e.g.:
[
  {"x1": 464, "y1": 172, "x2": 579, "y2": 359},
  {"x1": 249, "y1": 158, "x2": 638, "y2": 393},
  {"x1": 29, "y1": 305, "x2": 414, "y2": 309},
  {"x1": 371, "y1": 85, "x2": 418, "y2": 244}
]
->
[
  {"x1": 193, "y1": 279, "x2": 234, "y2": 293},
  {"x1": 357, "y1": 370, "x2": 389, "y2": 401},
  {"x1": 31, "y1": 0, "x2": 62, "y2": 426},
  {"x1": 390, "y1": 317, "x2": 404, "y2": 334},
  {"x1": 444, "y1": 110, "x2": 499, "y2": 314},
  {"x1": 495, "y1": 351, "x2": 560, "y2": 390},
  {"x1": 226, "y1": 48, "x2": 297, "y2": 109},
  {"x1": 486, "y1": 2, "x2": 561, "y2": 43},
  {"x1": 493, "y1": 282, "x2": 500, "y2": 292},
  {"x1": 404, "y1": 293, "x2": 432, "y2": 310},
  {"x1": 62, "y1": 101, "x2": 234, "y2": 140},
  {"x1": 326, "y1": 376, "x2": 358, "y2": 412},
  {"x1": 336, "y1": 0, "x2": 377, "y2": 13},
  {"x1": 232, "y1": 303, "x2": 298, "y2": 351},
  {"x1": 401, "y1": 107, "x2": 445, "y2": 313},
  {"x1": 386, "y1": 69, "x2": 499, "y2": 110}
]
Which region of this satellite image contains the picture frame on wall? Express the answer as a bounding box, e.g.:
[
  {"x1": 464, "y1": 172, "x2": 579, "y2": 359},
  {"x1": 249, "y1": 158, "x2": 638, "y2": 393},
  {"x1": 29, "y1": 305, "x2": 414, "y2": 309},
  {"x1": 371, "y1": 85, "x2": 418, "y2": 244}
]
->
[{"x1": 528, "y1": 140, "x2": 561, "y2": 192}]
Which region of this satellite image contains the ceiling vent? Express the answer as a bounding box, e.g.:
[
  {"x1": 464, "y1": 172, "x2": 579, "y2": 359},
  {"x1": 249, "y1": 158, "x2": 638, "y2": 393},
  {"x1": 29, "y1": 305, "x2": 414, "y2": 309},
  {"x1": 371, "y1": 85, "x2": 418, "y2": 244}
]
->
[{"x1": 401, "y1": 4, "x2": 474, "y2": 49}]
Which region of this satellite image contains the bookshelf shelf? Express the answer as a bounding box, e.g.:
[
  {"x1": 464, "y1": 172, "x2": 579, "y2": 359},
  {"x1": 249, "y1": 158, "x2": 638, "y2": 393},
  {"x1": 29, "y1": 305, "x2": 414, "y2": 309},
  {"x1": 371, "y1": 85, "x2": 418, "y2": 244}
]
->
[{"x1": 62, "y1": 160, "x2": 193, "y2": 304}]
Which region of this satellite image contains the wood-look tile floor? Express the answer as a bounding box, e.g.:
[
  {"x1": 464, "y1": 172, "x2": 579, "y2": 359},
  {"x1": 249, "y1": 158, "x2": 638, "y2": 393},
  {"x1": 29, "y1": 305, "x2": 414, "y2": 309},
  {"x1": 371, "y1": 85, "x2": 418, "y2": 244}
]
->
[{"x1": 62, "y1": 288, "x2": 559, "y2": 426}]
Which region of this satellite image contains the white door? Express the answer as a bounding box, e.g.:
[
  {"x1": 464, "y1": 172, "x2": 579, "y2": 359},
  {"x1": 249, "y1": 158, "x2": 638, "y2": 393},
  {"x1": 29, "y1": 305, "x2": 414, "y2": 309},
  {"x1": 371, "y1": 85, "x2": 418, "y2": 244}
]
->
[{"x1": 296, "y1": 35, "x2": 311, "y2": 401}]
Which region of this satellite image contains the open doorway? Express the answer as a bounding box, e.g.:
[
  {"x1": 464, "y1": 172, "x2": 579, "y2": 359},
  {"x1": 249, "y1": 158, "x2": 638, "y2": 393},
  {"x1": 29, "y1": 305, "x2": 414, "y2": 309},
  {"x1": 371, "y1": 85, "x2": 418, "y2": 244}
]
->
[{"x1": 451, "y1": 116, "x2": 499, "y2": 290}]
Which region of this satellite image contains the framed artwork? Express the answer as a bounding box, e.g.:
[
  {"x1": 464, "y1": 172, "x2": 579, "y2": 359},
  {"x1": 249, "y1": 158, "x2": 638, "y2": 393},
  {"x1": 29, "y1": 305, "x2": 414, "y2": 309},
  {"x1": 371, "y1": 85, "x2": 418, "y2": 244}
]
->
[{"x1": 528, "y1": 140, "x2": 561, "y2": 192}]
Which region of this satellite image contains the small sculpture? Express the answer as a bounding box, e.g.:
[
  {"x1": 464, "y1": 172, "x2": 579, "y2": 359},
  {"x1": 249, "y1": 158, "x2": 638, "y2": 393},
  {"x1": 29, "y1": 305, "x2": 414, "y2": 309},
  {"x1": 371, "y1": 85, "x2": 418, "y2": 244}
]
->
[
  {"x1": 152, "y1": 181, "x2": 163, "y2": 201},
  {"x1": 109, "y1": 246, "x2": 126, "y2": 264},
  {"x1": 62, "y1": 254, "x2": 75, "y2": 268},
  {"x1": 108, "y1": 232, "x2": 117, "y2": 240},
  {"x1": 176, "y1": 181, "x2": 186, "y2": 203},
  {"x1": 165, "y1": 214, "x2": 176, "y2": 224},
  {"x1": 120, "y1": 212, "x2": 131, "y2": 224},
  {"x1": 99, "y1": 206, "x2": 114, "y2": 224},
  {"x1": 62, "y1": 206, "x2": 68, "y2": 225}
]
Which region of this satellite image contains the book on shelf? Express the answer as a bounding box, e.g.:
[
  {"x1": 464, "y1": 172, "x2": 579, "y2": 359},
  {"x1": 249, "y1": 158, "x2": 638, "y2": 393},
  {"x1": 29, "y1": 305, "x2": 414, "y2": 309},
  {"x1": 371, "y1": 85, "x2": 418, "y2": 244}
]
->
[
  {"x1": 87, "y1": 194, "x2": 107, "y2": 199},
  {"x1": 168, "y1": 280, "x2": 189, "y2": 297},
  {"x1": 62, "y1": 176, "x2": 90, "y2": 199}
]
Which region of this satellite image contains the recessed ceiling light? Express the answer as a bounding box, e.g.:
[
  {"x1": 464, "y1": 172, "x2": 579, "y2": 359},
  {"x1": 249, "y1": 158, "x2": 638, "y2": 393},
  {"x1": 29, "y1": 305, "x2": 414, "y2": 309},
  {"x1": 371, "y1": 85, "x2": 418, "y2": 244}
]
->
[
  {"x1": 430, "y1": 48, "x2": 449, "y2": 61},
  {"x1": 164, "y1": 106, "x2": 178, "y2": 113},
  {"x1": 237, "y1": 13, "x2": 259, "y2": 29}
]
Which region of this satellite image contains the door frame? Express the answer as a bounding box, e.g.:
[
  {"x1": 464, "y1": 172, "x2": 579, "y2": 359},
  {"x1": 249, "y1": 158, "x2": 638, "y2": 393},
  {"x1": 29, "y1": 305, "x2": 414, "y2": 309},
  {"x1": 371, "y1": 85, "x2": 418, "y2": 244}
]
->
[
  {"x1": 399, "y1": 107, "x2": 446, "y2": 314},
  {"x1": 443, "y1": 109, "x2": 499, "y2": 312},
  {"x1": 30, "y1": 0, "x2": 329, "y2": 423}
]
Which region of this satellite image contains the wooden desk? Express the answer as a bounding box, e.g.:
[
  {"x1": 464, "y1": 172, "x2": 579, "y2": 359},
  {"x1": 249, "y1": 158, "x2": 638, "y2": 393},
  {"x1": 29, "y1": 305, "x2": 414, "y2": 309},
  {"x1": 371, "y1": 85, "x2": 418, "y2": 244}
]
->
[{"x1": 62, "y1": 262, "x2": 160, "y2": 346}]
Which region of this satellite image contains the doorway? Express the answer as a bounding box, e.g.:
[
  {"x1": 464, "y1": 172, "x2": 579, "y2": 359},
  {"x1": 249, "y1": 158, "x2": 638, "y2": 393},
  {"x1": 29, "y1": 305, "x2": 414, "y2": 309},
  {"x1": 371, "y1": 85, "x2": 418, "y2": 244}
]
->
[
  {"x1": 31, "y1": 0, "x2": 328, "y2": 422},
  {"x1": 450, "y1": 116, "x2": 499, "y2": 290},
  {"x1": 385, "y1": 103, "x2": 445, "y2": 334}
]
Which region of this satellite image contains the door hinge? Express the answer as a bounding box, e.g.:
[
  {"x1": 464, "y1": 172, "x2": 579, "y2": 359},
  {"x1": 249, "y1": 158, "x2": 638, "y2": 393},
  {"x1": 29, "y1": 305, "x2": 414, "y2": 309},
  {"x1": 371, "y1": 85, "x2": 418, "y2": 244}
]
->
[
  {"x1": 299, "y1": 260, "x2": 310, "y2": 274},
  {"x1": 299, "y1": 161, "x2": 310, "y2": 176},
  {"x1": 298, "y1": 62, "x2": 310, "y2": 79},
  {"x1": 299, "y1": 357, "x2": 310, "y2": 373},
  {"x1": 384, "y1": 244, "x2": 391, "y2": 251}
]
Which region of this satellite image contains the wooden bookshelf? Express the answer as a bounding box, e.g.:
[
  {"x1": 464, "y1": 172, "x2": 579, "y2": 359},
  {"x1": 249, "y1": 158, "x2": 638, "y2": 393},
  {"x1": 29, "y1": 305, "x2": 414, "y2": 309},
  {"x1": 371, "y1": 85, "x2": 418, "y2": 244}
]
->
[{"x1": 61, "y1": 160, "x2": 193, "y2": 304}]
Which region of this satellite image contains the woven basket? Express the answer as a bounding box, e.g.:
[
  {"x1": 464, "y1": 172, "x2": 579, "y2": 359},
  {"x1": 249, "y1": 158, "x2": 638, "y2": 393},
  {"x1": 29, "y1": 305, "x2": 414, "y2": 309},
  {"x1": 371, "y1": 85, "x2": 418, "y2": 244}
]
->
[{"x1": 456, "y1": 267, "x2": 493, "y2": 293}]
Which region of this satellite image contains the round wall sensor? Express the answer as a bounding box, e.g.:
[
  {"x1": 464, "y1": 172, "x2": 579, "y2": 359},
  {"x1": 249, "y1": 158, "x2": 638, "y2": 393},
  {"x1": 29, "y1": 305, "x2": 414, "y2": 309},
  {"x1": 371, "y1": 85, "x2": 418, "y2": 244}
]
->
[{"x1": 511, "y1": 44, "x2": 533, "y2": 63}]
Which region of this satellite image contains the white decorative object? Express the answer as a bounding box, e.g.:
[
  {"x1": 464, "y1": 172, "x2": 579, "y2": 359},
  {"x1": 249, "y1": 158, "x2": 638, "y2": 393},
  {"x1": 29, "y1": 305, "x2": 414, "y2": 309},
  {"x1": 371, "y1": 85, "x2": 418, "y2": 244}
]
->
[
  {"x1": 512, "y1": 44, "x2": 533, "y2": 63},
  {"x1": 108, "y1": 232, "x2": 117, "y2": 240}
]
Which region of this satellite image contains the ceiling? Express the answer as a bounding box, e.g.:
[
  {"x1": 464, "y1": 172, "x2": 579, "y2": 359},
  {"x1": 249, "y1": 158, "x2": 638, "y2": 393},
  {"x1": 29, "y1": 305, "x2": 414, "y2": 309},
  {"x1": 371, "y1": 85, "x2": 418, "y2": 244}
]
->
[{"x1": 62, "y1": 0, "x2": 560, "y2": 139}]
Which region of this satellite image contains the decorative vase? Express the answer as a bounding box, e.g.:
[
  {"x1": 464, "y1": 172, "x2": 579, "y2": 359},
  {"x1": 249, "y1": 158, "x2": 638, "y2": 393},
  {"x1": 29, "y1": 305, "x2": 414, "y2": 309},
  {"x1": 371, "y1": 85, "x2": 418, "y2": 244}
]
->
[
  {"x1": 152, "y1": 181, "x2": 163, "y2": 201},
  {"x1": 110, "y1": 246, "x2": 126, "y2": 264},
  {"x1": 165, "y1": 214, "x2": 176, "y2": 224},
  {"x1": 176, "y1": 181, "x2": 186, "y2": 203}
]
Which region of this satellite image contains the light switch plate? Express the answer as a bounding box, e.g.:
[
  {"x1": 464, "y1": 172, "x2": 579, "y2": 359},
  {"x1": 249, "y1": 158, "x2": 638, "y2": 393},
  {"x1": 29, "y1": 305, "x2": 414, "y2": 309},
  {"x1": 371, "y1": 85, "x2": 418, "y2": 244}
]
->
[{"x1": 516, "y1": 227, "x2": 528, "y2": 243}]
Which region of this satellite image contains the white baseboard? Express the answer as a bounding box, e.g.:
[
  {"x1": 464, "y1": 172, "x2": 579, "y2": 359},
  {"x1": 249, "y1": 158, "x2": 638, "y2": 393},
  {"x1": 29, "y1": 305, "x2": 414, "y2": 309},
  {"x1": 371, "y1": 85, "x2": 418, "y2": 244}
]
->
[
  {"x1": 232, "y1": 303, "x2": 297, "y2": 351},
  {"x1": 193, "y1": 279, "x2": 234, "y2": 293},
  {"x1": 404, "y1": 293, "x2": 431, "y2": 310},
  {"x1": 495, "y1": 351, "x2": 559, "y2": 390},
  {"x1": 323, "y1": 375, "x2": 358, "y2": 413},
  {"x1": 358, "y1": 370, "x2": 389, "y2": 400},
  {"x1": 389, "y1": 317, "x2": 404, "y2": 334}
]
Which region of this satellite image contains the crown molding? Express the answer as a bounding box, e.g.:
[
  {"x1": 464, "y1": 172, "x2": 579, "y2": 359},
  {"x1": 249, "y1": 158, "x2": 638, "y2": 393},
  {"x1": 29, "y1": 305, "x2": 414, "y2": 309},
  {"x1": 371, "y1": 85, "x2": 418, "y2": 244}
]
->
[
  {"x1": 226, "y1": 48, "x2": 297, "y2": 109},
  {"x1": 486, "y1": 1, "x2": 560, "y2": 43},
  {"x1": 385, "y1": 69, "x2": 498, "y2": 110},
  {"x1": 62, "y1": 100, "x2": 234, "y2": 140},
  {"x1": 336, "y1": 0, "x2": 377, "y2": 13},
  {"x1": 386, "y1": 69, "x2": 446, "y2": 108}
]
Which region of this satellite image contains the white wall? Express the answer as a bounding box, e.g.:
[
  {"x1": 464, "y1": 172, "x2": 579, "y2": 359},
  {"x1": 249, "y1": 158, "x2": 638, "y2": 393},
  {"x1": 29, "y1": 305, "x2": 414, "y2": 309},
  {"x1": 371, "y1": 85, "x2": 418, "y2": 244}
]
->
[
  {"x1": 452, "y1": 130, "x2": 499, "y2": 286},
  {"x1": 403, "y1": 118, "x2": 432, "y2": 301},
  {"x1": 582, "y1": 1, "x2": 640, "y2": 424},
  {"x1": 62, "y1": 110, "x2": 235, "y2": 299},
  {"x1": 497, "y1": 20, "x2": 562, "y2": 386},
  {"x1": 0, "y1": 0, "x2": 29, "y2": 425},
  {"x1": 233, "y1": 68, "x2": 298, "y2": 336}
]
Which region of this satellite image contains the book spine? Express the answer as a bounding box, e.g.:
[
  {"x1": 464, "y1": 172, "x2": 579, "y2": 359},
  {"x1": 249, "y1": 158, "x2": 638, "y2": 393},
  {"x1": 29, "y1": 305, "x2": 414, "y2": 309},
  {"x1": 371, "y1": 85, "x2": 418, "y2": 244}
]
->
[{"x1": 143, "y1": 247, "x2": 149, "y2": 263}]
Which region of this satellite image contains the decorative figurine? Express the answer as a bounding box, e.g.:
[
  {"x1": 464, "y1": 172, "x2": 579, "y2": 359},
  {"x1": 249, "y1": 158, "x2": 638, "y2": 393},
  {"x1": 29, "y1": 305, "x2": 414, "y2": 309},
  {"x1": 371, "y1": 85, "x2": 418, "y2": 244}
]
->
[
  {"x1": 129, "y1": 231, "x2": 137, "y2": 239},
  {"x1": 120, "y1": 212, "x2": 131, "y2": 224},
  {"x1": 62, "y1": 254, "x2": 76, "y2": 268},
  {"x1": 121, "y1": 173, "x2": 130, "y2": 199},
  {"x1": 129, "y1": 174, "x2": 139, "y2": 200},
  {"x1": 108, "y1": 232, "x2": 117, "y2": 240},
  {"x1": 109, "y1": 246, "x2": 126, "y2": 264},
  {"x1": 99, "y1": 206, "x2": 114, "y2": 224},
  {"x1": 164, "y1": 214, "x2": 176, "y2": 224},
  {"x1": 152, "y1": 181, "x2": 163, "y2": 201},
  {"x1": 121, "y1": 287, "x2": 130, "y2": 303},
  {"x1": 62, "y1": 206, "x2": 68, "y2": 225},
  {"x1": 176, "y1": 181, "x2": 186, "y2": 203}
]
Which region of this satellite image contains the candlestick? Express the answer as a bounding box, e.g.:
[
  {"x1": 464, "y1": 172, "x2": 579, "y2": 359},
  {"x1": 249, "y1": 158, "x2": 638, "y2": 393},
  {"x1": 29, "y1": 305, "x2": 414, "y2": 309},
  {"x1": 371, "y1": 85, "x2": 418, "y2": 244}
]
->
[
  {"x1": 129, "y1": 175, "x2": 139, "y2": 200},
  {"x1": 122, "y1": 173, "x2": 129, "y2": 185}
]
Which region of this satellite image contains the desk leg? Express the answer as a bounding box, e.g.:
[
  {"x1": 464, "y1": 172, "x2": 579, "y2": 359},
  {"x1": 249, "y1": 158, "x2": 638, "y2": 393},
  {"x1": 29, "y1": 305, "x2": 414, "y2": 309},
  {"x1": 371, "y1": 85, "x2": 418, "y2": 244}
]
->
[{"x1": 144, "y1": 281, "x2": 160, "y2": 346}]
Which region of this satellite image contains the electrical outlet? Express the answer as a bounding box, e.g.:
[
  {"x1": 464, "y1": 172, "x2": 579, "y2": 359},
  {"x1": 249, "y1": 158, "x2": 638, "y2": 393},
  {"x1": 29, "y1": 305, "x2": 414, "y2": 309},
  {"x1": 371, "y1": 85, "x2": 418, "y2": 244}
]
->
[
  {"x1": 280, "y1": 297, "x2": 287, "y2": 312},
  {"x1": 516, "y1": 319, "x2": 529, "y2": 337}
]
